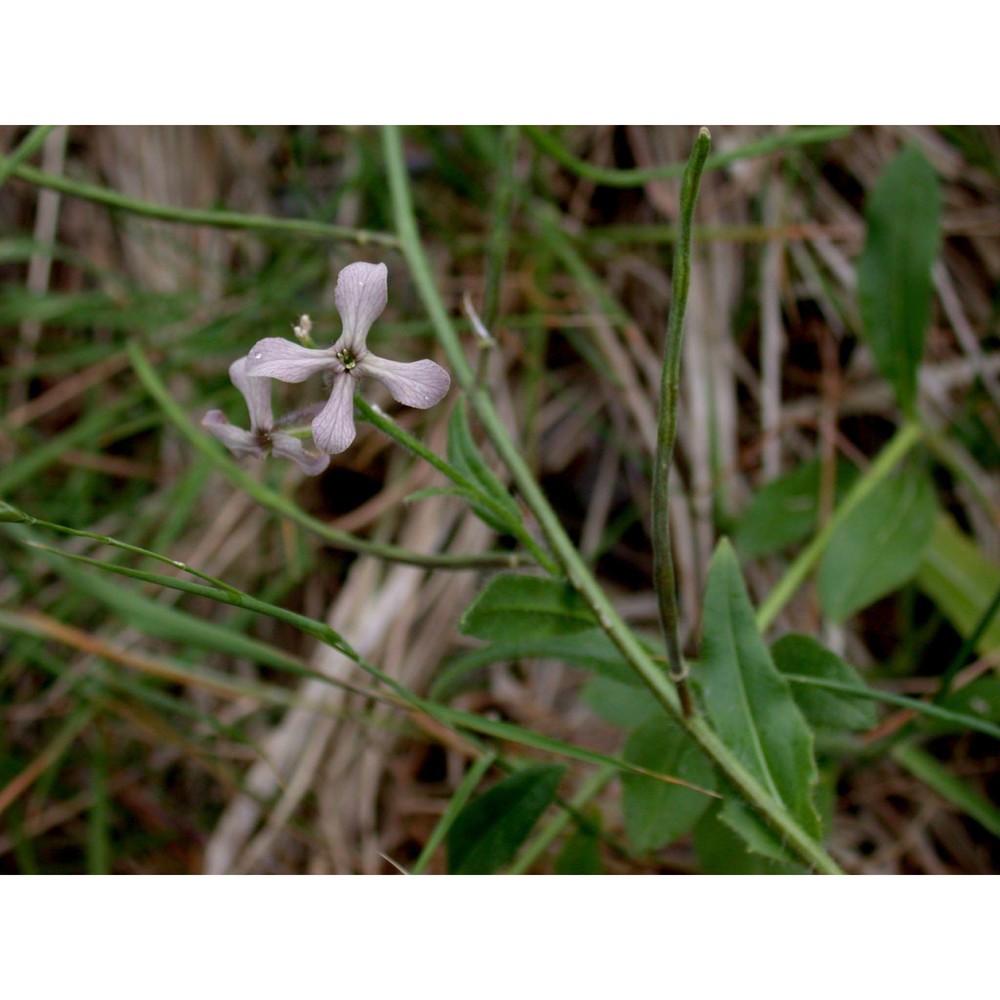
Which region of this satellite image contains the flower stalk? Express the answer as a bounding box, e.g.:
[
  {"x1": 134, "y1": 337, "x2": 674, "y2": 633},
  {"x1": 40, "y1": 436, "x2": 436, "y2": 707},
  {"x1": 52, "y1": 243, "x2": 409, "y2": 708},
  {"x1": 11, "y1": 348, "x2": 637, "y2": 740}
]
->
[{"x1": 652, "y1": 127, "x2": 711, "y2": 717}]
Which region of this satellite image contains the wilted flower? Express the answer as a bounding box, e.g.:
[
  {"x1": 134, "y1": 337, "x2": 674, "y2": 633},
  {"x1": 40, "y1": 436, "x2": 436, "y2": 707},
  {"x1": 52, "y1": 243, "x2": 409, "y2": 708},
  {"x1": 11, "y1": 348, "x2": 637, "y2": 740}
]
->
[
  {"x1": 202, "y1": 357, "x2": 330, "y2": 476},
  {"x1": 244, "y1": 262, "x2": 451, "y2": 453}
]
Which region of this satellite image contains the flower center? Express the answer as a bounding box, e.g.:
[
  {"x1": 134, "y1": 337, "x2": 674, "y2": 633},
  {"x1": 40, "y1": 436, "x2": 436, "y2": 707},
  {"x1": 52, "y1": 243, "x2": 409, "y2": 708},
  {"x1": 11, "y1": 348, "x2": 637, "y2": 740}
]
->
[{"x1": 336, "y1": 349, "x2": 358, "y2": 371}]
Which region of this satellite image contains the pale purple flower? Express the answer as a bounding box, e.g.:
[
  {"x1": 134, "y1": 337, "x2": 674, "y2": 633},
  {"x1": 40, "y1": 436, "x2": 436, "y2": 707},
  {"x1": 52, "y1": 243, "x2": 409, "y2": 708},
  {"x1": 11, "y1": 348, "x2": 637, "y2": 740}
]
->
[
  {"x1": 202, "y1": 357, "x2": 330, "y2": 476},
  {"x1": 244, "y1": 262, "x2": 451, "y2": 454}
]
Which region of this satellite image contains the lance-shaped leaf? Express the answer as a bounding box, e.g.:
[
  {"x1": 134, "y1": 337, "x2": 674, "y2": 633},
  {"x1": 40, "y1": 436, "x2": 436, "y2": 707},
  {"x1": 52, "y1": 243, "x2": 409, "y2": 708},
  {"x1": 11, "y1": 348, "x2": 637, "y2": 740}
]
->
[
  {"x1": 735, "y1": 458, "x2": 859, "y2": 559},
  {"x1": 818, "y1": 466, "x2": 937, "y2": 622},
  {"x1": 460, "y1": 574, "x2": 596, "y2": 642},
  {"x1": 857, "y1": 145, "x2": 941, "y2": 416},
  {"x1": 699, "y1": 539, "x2": 821, "y2": 839},
  {"x1": 447, "y1": 399, "x2": 523, "y2": 535},
  {"x1": 447, "y1": 765, "x2": 565, "y2": 874}
]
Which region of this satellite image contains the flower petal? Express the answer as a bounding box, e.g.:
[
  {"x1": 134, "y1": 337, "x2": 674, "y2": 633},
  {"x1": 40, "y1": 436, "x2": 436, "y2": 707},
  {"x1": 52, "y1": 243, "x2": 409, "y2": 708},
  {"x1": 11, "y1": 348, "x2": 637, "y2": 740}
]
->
[
  {"x1": 245, "y1": 338, "x2": 338, "y2": 383},
  {"x1": 334, "y1": 262, "x2": 388, "y2": 353},
  {"x1": 228, "y1": 356, "x2": 272, "y2": 432},
  {"x1": 311, "y1": 374, "x2": 358, "y2": 454},
  {"x1": 202, "y1": 411, "x2": 265, "y2": 459},
  {"x1": 271, "y1": 434, "x2": 331, "y2": 476},
  {"x1": 360, "y1": 355, "x2": 451, "y2": 409}
]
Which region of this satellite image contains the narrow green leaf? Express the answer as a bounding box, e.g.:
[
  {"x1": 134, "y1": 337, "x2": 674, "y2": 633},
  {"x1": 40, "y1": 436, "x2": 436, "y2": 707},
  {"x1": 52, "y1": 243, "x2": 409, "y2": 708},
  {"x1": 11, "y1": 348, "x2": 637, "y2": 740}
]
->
[
  {"x1": 699, "y1": 539, "x2": 821, "y2": 838},
  {"x1": 581, "y1": 677, "x2": 665, "y2": 730},
  {"x1": 772, "y1": 634, "x2": 878, "y2": 732},
  {"x1": 857, "y1": 145, "x2": 941, "y2": 415},
  {"x1": 432, "y1": 629, "x2": 642, "y2": 701},
  {"x1": 621, "y1": 719, "x2": 717, "y2": 852},
  {"x1": 411, "y1": 751, "x2": 497, "y2": 875},
  {"x1": 447, "y1": 765, "x2": 565, "y2": 874},
  {"x1": 460, "y1": 574, "x2": 596, "y2": 641},
  {"x1": 916, "y1": 514, "x2": 1000, "y2": 653},
  {"x1": 554, "y1": 816, "x2": 604, "y2": 875},
  {"x1": 735, "y1": 458, "x2": 858, "y2": 559},
  {"x1": 892, "y1": 743, "x2": 1000, "y2": 840},
  {"x1": 818, "y1": 467, "x2": 937, "y2": 621},
  {"x1": 447, "y1": 399, "x2": 522, "y2": 533}
]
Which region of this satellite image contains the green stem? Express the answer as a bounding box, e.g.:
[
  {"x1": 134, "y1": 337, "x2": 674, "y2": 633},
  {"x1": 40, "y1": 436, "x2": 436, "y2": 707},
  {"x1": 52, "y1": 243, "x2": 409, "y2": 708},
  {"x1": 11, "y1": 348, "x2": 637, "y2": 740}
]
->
[
  {"x1": 0, "y1": 502, "x2": 240, "y2": 594},
  {"x1": 653, "y1": 128, "x2": 710, "y2": 715},
  {"x1": 755, "y1": 420, "x2": 925, "y2": 632},
  {"x1": 8, "y1": 162, "x2": 399, "y2": 248},
  {"x1": 383, "y1": 125, "x2": 841, "y2": 874},
  {"x1": 0, "y1": 125, "x2": 57, "y2": 188},
  {"x1": 525, "y1": 125, "x2": 853, "y2": 188},
  {"x1": 128, "y1": 342, "x2": 529, "y2": 571}
]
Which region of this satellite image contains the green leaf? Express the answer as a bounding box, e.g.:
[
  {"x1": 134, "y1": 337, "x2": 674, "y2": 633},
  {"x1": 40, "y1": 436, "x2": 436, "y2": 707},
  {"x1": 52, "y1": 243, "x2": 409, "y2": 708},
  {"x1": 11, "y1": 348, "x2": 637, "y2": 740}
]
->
[
  {"x1": 735, "y1": 458, "x2": 859, "y2": 559},
  {"x1": 818, "y1": 467, "x2": 937, "y2": 621},
  {"x1": 447, "y1": 765, "x2": 565, "y2": 874},
  {"x1": 581, "y1": 676, "x2": 665, "y2": 729},
  {"x1": 699, "y1": 539, "x2": 821, "y2": 838},
  {"x1": 621, "y1": 719, "x2": 717, "y2": 852},
  {"x1": 916, "y1": 514, "x2": 1000, "y2": 654},
  {"x1": 892, "y1": 744, "x2": 1000, "y2": 840},
  {"x1": 554, "y1": 815, "x2": 604, "y2": 874},
  {"x1": 447, "y1": 400, "x2": 523, "y2": 534},
  {"x1": 773, "y1": 634, "x2": 878, "y2": 732},
  {"x1": 695, "y1": 805, "x2": 804, "y2": 874},
  {"x1": 460, "y1": 574, "x2": 596, "y2": 642},
  {"x1": 857, "y1": 145, "x2": 941, "y2": 415},
  {"x1": 432, "y1": 630, "x2": 643, "y2": 702}
]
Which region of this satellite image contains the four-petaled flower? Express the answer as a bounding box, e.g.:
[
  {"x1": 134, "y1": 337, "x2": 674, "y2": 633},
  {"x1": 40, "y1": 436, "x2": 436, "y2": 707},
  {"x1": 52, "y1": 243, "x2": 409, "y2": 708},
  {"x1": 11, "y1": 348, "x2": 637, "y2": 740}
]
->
[
  {"x1": 202, "y1": 357, "x2": 330, "y2": 476},
  {"x1": 244, "y1": 262, "x2": 451, "y2": 453}
]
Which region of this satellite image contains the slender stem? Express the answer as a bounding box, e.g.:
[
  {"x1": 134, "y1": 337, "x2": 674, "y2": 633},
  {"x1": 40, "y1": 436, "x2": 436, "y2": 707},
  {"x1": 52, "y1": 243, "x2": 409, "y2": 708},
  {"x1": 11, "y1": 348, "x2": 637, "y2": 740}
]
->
[
  {"x1": 653, "y1": 128, "x2": 711, "y2": 715},
  {"x1": 0, "y1": 503, "x2": 240, "y2": 594},
  {"x1": 524, "y1": 125, "x2": 854, "y2": 188},
  {"x1": 128, "y1": 342, "x2": 528, "y2": 571},
  {"x1": 755, "y1": 420, "x2": 925, "y2": 632},
  {"x1": 8, "y1": 162, "x2": 399, "y2": 248},
  {"x1": 0, "y1": 125, "x2": 57, "y2": 188},
  {"x1": 383, "y1": 125, "x2": 841, "y2": 873}
]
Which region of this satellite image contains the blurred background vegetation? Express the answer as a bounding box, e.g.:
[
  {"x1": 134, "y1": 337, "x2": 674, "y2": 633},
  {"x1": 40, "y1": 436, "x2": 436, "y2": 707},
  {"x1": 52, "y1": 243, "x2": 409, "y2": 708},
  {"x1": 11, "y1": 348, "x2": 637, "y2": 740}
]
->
[{"x1": 1, "y1": 125, "x2": 998, "y2": 874}]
